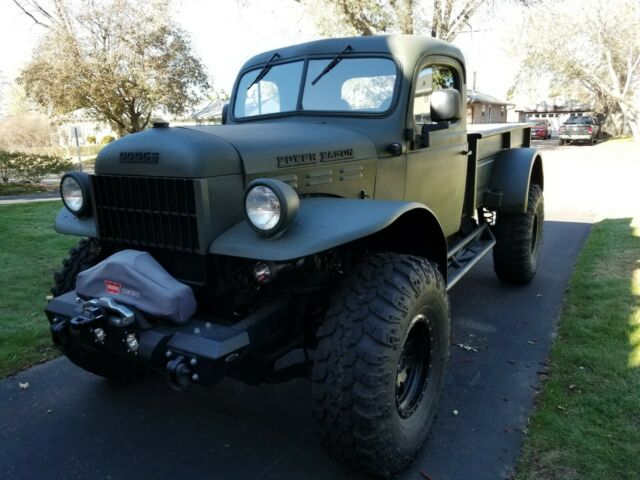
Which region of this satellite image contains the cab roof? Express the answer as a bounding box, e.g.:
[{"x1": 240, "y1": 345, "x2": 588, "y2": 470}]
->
[{"x1": 240, "y1": 34, "x2": 466, "y2": 80}]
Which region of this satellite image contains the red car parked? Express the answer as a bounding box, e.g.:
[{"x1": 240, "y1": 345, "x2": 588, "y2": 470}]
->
[{"x1": 531, "y1": 120, "x2": 552, "y2": 139}]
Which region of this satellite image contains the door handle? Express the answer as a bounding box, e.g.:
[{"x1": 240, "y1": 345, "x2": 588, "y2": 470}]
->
[{"x1": 460, "y1": 150, "x2": 471, "y2": 155}]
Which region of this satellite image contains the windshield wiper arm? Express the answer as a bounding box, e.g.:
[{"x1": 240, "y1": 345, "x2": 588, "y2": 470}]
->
[
  {"x1": 247, "y1": 52, "x2": 280, "y2": 91},
  {"x1": 310, "y1": 45, "x2": 353, "y2": 86}
]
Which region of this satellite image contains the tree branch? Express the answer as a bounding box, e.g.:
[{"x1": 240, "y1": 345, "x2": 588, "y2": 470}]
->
[{"x1": 11, "y1": 0, "x2": 50, "y2": 28}]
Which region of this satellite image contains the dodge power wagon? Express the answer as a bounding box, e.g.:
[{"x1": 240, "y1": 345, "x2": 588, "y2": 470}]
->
[{"x1": 47, "y1": 35, "x2": 544, "y2": 478}]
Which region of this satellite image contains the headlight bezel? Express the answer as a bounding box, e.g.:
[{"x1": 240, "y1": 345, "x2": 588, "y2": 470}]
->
[
  {"x1": 244, "y1": 178, "x2": 299, "y2": 237},
  {"x1": 60, "y1": 171, "x2": 92, "y2": 217}
]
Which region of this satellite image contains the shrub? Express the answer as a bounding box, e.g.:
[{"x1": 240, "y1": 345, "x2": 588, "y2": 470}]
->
[
  {"x1": 86, "y1": 135, "x2": 96, "y2": 144},
  {"x1": 100, "y1": 135, "x2": 115, "y2": 144},
  {"x1": 11, "y1": 153, "x2": 74, "y2": 183},
  {"x1": 0, "y1": 150, "x2": 19, "y2": 184}
]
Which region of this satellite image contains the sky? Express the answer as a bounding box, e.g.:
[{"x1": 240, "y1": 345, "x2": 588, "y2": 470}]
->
[{"x1": 0, "y1": 0, "x2": 529, "y2": 109}]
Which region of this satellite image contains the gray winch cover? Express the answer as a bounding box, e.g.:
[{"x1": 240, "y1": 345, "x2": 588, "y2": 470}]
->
[{"x1": 76, "y1": 250, "x2": 196, "y2": 324}]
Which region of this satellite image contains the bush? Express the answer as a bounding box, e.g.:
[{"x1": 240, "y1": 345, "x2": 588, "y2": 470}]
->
[
  {"x1": 0, "y1": 150, "x2": 19, "y2": 184},
  {"x1": 11, "y1": 153, "x2": 74, "y2": 183},
  {"x1": 86, "y1": 135, "x2": 96, "y2": 144},
  {"x1": 100, "y1": 135, "x2": 115, "y2": 144},
  {"x1": 0, "y1": 182, "x2": 49, "y2": 196}
]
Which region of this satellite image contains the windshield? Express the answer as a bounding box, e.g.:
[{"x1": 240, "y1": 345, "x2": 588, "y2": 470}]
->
[
  {"x1": 234, "y1": 57, "x2": 397, "y2": 118},
  {"x1": 534, "y1": 121, "x2": 547, "y2": 126},
  {"x1": 234, "y1": 61, "x2": 304, "y2": 118},
  {"x1": 565, "y1": 116, "x2": 593, "y2": 125}
]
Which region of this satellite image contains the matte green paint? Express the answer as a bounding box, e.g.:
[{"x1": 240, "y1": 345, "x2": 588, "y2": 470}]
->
[{"x1": 56, "y1": 34, "x2": 541, "y2": 269}]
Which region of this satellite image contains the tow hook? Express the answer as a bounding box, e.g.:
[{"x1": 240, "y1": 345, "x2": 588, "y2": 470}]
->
[{"x1": 166, "y1": 355, "x2": 192, "y2": 391}]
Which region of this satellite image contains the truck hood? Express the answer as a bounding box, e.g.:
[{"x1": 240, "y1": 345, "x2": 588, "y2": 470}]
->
[{"x1": 95, "y1": 122, "x2": 376, "y2": 178}]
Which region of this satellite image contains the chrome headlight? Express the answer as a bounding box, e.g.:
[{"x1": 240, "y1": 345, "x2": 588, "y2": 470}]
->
[
  {"x1": 244, "y1": 178, "x2": 299, "y2": 237},
  {"x1": 60, "y1": 172, "x2": 91, "y2": 216}
]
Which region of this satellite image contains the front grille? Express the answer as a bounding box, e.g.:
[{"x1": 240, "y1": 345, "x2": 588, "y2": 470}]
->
[{"x1": 92, "y1": 175, "x2": 199, "y2": 252}]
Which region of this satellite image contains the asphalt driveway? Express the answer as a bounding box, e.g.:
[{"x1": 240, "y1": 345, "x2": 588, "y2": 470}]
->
[{"x1": 0, "y1": 216, "x2": 591, "y2": 480}]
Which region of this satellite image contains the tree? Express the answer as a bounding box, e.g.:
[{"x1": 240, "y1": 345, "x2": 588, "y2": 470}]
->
[
  {"x1": 515, "y1": 0, "x2": 640, "y2": 139},
  {"x1": 0, "y1": 112, "x2": 59, "y2": 152},
  {"x1": 299, "y1": 0, "x2": 536, "y2": 41},
  {"x1": 16, "y1": 0, "x2": 209, "y2": 136}
]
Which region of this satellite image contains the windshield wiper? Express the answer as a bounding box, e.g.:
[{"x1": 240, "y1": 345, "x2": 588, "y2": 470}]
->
[
  {"x1": 247, "y1": 52, "x2": 280, "y2": 91},
  {"x1": 310, "y1": 45, "x2": 353, "y2": 86}
]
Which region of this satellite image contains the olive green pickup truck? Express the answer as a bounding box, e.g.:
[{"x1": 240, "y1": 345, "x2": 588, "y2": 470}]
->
[{"x1": 46, "y1": 34, "x2": 543, "y2": 478}]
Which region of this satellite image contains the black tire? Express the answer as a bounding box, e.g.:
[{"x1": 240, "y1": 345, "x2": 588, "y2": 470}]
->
[
  {"x1": 312, "y1": 253, "x2": 450, "y2": 478},
  {"x1": 492, "y1": 184, "x2": 544, "y2": 285},
  {"x1": 51, "y1": 239, "x2": 147, "y2": 382},
  {"x1": 558, "y1": 139, "x2": 564, "y2": 146},
  {"x1": 51, "y1": 238, "x2": 102, "y2": 297}
]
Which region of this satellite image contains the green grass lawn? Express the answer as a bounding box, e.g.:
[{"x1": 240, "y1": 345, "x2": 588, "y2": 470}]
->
[
  {"x1": 517, "y1": 217, "x2": 640, "y2": 480},
  {"x1": 0, "y1": 201, "x2": 76, "y2": 377}
]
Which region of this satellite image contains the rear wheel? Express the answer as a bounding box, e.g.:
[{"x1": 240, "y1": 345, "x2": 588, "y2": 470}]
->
[
  {"x1": 51, "y1": 239, "x2": 147, "y2": 382},
  {"x1": 492, "y1": 184, "x2": 544, "y2": 285},
  {"x1": 312, "y1": 253, "x2": 450, "y2": 478}
]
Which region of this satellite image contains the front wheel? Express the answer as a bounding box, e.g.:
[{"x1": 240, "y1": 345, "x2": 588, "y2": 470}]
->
[
  {"x1": 312, "y1": 253, "x2": 450, "y2": 478},
  {"x1": 492, "y1": 184, "x2": 544, "y2": 284},
  {"x1": 51, "y1": 239, "x2": 147, "y2": 382}
]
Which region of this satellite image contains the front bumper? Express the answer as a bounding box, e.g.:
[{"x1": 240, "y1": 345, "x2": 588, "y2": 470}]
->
[
  {"x1": 559, "y1": 134, "x2": 591, "y2": 140},
  {"x1": 45, "y1": 292, "x2": 279, "y2": 388}
]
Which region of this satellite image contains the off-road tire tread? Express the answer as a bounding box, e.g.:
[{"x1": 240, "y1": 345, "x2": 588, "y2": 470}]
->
[
  {"x1": 51, "y1": 238, "x2": 102, "y2": 297},
  {"x1": 311, "y1": 253, "x2": 449, "y2": 478},
  {"x1": 492, "y1": 184, "x2": 544, "y2": 285}
]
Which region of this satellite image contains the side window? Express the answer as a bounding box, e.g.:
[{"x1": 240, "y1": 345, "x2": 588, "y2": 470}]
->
[{"x1": 413, "y1": 64, "x2": 458, "y2": 125}]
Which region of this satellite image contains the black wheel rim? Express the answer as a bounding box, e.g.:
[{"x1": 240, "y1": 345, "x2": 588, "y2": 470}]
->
[{"x1": 396, "y1": 314, "x2": 432, "y2": 418}]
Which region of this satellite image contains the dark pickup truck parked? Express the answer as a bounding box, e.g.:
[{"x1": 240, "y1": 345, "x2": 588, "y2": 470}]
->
[
  {"x1": 46, "y1": 35, "x2": 543, "y2": 478},
  {"x1": 559, "y1": 115, "x2": 601, "y2": 145}
]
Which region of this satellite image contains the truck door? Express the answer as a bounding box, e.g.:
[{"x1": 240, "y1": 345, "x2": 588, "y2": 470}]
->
[{"x1": 404, "y1": 59, "x2": 468, "y2": 236}]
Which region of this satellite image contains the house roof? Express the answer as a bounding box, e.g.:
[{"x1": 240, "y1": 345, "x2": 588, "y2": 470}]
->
[
  {"x1": 516, "y1": 100, "x2": 592, "y2": 113},
  {"x1": 467, "y1": 91, "x2": 514, "y2": 106},
  {"x1": 191, "y1": 99, "x2": 225, "y2": 120}
]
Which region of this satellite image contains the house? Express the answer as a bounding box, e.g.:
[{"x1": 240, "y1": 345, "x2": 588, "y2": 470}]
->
[
  {"x1": 515, "y1": 100, "x2": 594, "y2": 135},
  {"x1": 190, "y1": 99, "x2": 226, "y2": 124},
  {"x1": 467, "y1": 91, "x2": 514, "y2": 124}
]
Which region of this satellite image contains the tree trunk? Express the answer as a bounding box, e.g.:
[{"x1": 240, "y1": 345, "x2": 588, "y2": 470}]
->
[
  {"x1": 396, "y1": 0, "x2": 414, "y2": 34},
  {"x1": 618, "y1": 102, "x2": 640, "y2": 141}
]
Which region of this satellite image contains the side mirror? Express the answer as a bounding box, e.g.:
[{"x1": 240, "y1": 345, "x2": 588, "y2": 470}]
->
[
  {"x1": 430, "y1": 89, "x2": 461, "y2": 122},
  {"x1": 221, "y1": 102, "x2": 229, "y2": 125}
]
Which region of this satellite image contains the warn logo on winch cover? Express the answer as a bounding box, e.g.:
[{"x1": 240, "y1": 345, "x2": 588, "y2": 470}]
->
[{"x1": 104, "y1": 280, "x2": 122, "y2": 295}]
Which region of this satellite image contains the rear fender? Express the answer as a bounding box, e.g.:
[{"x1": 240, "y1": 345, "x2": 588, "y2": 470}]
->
[
  {"x1": 489, "y1": 148, "x2": 543, "y2": 213},
  {"x1": 209, "y1": 197, "x2": 447, "y2": 279}
]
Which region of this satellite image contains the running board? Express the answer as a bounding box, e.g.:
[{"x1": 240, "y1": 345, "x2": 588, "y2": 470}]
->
[{"x1": 446, "y1": 223, "x2": 496, "y2": 290}]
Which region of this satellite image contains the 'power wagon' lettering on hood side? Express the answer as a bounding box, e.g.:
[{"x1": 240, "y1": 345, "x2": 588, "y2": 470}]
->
[{"x1": 277, "y1": 148, "x2": 354, "y2": 168}]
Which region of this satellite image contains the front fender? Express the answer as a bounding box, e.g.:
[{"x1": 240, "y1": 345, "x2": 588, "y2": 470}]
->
[
  {"x1": 209, "y1": 197, "x2": 438, "y2": 262},
  {"x1": 54, "y1": 207, "x2": 97, "y2": 237},
  {"x1": 489, "y1": 148, "x2": 543, "y2": 213}
]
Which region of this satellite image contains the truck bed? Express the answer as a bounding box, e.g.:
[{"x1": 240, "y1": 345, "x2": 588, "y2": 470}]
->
[
  {"x1": 465, "y1": 122, "x2": 534, "y2": 212},
  {"x1": 467, "y1": 122, "x2": 534, "y2": 139}
]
